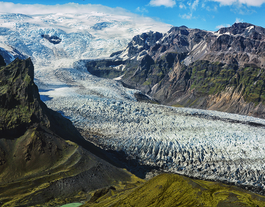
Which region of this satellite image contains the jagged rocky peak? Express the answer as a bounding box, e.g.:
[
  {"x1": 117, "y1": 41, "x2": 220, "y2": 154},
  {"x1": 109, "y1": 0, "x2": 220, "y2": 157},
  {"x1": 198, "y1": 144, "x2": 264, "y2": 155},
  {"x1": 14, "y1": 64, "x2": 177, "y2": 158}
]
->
[
  {"x1": 167, "y1": 25, "x2": 189, "y2": 35},
  {"x1": 217, "y1": 22, "x2": 265, "y2": 37},
  {"x1": 130, "y1": 31, "x2": 163, "y2": 47},
  {"x1": 125, "y1": 31, "x2": 163, "y2": 58},
  {"x1": 218, "y1": 23, "x2": 254, "y2": 35},
  {"x1": 83, "y1": 22, "x2": 265, "y2": 118}
]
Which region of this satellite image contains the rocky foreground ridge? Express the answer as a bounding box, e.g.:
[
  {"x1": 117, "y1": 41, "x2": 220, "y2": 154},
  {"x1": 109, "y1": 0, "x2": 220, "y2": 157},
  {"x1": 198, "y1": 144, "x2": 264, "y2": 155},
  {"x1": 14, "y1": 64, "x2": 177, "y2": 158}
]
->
[
  {"x1": 0, "y1": 56, "x2": 140, "y2": 206},
  {"x1": 85, "y1": 22, "x2": 265, "y2": 118}
]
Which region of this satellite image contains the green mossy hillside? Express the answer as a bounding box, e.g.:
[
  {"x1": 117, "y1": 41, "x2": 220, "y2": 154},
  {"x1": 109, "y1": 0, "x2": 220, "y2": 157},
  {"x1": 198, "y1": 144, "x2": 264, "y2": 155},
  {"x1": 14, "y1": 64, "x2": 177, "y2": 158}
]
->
[
  {"x1": 188, "y1": 60, "x2": 265, "y2": 105},
  {"x1": 85, "y1": 173, "x2": 265, "y2": 207},
  {"x1": 0, "y1": 58, "x2": 48, "y2": 138}
]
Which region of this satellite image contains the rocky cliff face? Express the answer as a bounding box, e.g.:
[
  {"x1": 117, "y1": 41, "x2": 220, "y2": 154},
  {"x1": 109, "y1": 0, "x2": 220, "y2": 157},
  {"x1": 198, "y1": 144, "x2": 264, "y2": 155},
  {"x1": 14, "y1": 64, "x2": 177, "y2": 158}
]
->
[
  {"x1": 0, "y1": 57, "x2": 139, "y2": 206},
  {"x1": 85, "y1": 23, "x2": 265, "y2": 118}
]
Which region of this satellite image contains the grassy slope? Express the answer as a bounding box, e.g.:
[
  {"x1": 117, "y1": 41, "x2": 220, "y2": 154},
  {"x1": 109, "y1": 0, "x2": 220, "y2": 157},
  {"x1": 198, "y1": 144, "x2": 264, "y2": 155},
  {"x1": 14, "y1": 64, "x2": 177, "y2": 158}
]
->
[
  {"x1": 188, "y1": 61, "x2": 265, "y2": 105},
  {"x1": 85, "y1": 173, "x2": 265, "y2": 207}
]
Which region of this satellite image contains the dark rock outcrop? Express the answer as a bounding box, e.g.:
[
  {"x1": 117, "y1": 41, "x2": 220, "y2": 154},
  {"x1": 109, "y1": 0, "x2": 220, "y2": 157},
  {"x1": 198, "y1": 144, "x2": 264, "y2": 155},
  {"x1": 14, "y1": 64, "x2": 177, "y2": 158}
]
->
[
  {"x1": 41, "y1": 34, "x2": 61, "y2": 44},
  {"x1": 0, "y1": 55, "x2": 5, "y2": 67}
]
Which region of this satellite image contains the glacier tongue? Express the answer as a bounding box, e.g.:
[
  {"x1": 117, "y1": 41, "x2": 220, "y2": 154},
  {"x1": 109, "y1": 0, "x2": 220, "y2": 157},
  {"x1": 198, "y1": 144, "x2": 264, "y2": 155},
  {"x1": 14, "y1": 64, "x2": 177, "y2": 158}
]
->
[
  {"x1": 0, "y1": 8, "x2": 265, "y2": 192},
  {"x1": 45, "y1": 94, "x2": 265, "y2": 190}
]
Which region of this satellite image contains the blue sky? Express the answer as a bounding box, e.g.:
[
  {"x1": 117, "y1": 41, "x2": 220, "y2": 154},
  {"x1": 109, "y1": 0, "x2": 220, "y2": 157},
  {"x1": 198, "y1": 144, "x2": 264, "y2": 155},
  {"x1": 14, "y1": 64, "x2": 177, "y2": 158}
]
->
[{"x1": 0, "y1": 0, "x2": 265, "y2": 31}]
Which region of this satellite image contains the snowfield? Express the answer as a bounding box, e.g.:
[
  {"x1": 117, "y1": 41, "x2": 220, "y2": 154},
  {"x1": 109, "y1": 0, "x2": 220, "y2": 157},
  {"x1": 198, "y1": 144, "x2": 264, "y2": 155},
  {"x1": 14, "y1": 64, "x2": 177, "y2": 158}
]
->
[{"x1": 0, "y1": 7, "x2": 265, "y2": 192}]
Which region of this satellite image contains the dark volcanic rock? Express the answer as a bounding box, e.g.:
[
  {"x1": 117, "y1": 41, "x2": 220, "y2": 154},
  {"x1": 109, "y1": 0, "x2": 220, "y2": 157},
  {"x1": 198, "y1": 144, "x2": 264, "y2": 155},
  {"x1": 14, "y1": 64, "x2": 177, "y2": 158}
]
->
[
  {"x1": 0, "y1": 55, "x2": 5, "y2": 67},
  {"x1": 127, "y1": 31, "x2": 163, "y2": 58},
  {"x1": 41, "y1": 34, "x2": 61, "y2": 44},
  {"x1": 218, "y1": 23, "x2": 254, "y2": 35}
]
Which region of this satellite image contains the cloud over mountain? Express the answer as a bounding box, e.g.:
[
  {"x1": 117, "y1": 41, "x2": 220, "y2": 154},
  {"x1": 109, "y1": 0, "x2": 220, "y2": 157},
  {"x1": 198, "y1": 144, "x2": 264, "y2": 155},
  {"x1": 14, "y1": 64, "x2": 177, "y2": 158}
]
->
[{"x1": 211, "y1": 0, "x2": 265, "y2": 6}]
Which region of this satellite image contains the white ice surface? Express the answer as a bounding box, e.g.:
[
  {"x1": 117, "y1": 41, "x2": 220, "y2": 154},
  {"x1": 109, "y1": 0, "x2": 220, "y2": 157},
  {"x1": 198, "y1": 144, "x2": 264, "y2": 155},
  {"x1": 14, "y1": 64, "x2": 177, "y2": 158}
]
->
[{"x1": 45, "y1": 91, "x2": 265, "y2": 188}]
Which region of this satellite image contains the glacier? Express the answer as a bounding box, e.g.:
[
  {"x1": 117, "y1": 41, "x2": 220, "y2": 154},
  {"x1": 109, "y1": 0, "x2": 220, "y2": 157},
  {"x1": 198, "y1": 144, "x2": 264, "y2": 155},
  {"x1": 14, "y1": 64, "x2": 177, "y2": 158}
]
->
[
  {"x1": 45, "y1": 91, "x2": 265, "y2": 191},
  {"x1": 0, "y1": 7, "x2": 265, "y2": 193}
]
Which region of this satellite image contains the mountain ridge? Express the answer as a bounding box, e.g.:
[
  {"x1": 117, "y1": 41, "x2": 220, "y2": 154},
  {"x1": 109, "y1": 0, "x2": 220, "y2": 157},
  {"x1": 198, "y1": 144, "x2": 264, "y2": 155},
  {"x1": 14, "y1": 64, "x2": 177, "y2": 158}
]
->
[{"x1": 85, "y1": 22, "x2": 265, "y2": 118}]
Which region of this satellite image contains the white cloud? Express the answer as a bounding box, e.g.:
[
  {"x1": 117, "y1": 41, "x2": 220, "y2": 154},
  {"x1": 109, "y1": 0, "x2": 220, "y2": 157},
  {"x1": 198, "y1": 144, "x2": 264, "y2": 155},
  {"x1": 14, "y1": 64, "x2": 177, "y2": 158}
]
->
[
  {"x1": 179, "y1": 3, "x2": 187, "y2": 9},
  {"x1": 136, "y1": 7, "x2": 149, "y2": 13},
  {"x1": 191, "y1": 0, "x2": 200, "y2": 10},
  {"x1": 179, "y1": 13, "x2": 193, "y2": 19},
  {"x1": 149, "y1": 0, "x2": 176, "y2": 7},
  {"x1": 0, "y1": 2, "x2": 133, "y2": 15},
  {"x1": 0, "y1": 2, "x2": 172, "y2": 33},
  {"x1": 216, "y1": 24, "x2": 231, "y2": 29},
  {"x1": 179, "y1": 0, "x2": 199, "y2": 20},
  {"x1": 235, "y1": 17, "x2": 243, "y2": 23},
  {"x1": 210, "y1": 0, "x2": 265, "y2": 6},
  {"x1": 205, "y1": 5, "x2": 218, "y2": 11}
]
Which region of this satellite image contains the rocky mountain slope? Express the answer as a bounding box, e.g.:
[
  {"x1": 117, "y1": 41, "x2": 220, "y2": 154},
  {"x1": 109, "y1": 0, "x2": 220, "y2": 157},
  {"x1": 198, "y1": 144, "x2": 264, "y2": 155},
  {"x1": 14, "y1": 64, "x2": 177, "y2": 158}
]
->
[
  {"x1": 0, "y1": 56, "x2": 141, "y2": 206},
  {"x1": 85, "y1": 23, "x2": 265, "y2": 118}
]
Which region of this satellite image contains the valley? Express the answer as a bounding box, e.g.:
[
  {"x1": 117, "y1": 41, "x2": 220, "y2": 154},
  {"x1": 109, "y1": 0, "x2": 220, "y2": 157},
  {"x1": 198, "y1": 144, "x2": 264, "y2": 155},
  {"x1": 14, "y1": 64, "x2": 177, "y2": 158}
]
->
[{"x1": 0, "y1": 8, "x2": 265, "y2": 206}]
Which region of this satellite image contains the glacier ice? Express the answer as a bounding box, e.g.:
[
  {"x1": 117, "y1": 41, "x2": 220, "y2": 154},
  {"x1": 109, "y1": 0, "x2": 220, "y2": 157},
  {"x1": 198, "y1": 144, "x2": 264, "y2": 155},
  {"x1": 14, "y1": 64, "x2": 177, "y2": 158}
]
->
[{"x1": 45, "y1": 92, "x2": 265, "y2": 190}]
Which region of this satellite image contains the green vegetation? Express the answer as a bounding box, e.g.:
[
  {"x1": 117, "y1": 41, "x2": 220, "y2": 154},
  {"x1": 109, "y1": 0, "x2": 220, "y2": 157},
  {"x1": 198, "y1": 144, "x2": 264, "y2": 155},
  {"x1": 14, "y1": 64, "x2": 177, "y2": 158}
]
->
[
  {"x1": 188, "y1": 60, "x2": 265, "y2": 105},
  {"x1": 171, "y1": 104, "x2": 183, "y2": 107},
  {"x1": 84, "y1": 173, "x2": 265, "y2": 207},
  {"x1": 61, "y1": 203, "x2": 83, "y2": 207},
  {"x1": 0, "y1": 59, "x2": 38, "y2": 133},
  {"x1": 143, "y1": 79, "x2": 152, "y2": 85}
]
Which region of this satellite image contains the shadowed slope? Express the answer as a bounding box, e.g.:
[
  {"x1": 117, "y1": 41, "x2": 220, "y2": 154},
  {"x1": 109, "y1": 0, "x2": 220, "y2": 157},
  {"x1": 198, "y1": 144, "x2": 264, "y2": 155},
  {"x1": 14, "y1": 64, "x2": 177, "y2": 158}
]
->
[{"x1": 0, "y1": 57, "x2": 140, "y2": 206}]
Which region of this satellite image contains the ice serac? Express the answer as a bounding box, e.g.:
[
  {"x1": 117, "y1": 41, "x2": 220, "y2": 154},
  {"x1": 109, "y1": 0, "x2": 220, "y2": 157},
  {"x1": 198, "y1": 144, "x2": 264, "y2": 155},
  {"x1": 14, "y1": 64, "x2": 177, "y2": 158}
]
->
[
  {"x1": 0, "y1": 56, "x2": 139, "y2": 206},
  {"x1": 85, "y1": 23, "x2": 265, "y2": 118}
]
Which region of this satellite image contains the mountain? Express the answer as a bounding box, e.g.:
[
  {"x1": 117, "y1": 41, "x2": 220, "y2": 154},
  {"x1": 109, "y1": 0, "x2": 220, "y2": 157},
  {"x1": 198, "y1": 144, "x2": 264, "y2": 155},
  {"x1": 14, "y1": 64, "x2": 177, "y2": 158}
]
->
[
  {"x1": 85, "y1": 23, "x2": 265, "y2": 118},
  {"x1": 0, "y1": 56, "x2": 142, "y2": 206}
]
